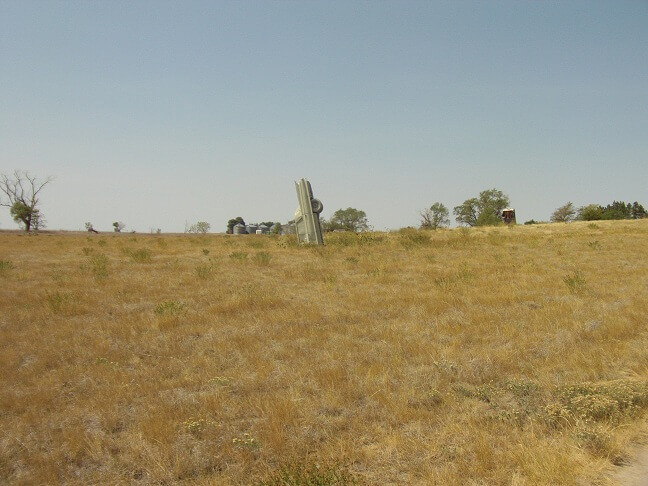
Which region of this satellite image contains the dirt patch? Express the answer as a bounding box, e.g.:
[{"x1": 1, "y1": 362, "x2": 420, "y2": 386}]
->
[{"x1": 610, "y1": 444, "x2": 648, "y2": 485}]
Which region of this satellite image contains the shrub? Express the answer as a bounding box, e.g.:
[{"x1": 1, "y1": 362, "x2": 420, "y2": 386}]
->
[
  {"x1": 195, "y1": 263, "x2": 215, "y2": 279},
  {"x1": 546, "y1": 380, "x2": 648, "y2": 425},
  {"x1": 563, "y1": 271, "x2": 586, "y2": 294},
  {"x1": 0, "y1": 260, "x2": 14, "y2": 276},
  {"x1": 229, "y1": 251, "x2": 248, "y2": 262},
  {"x1": 253, "y1": 251, "x2": 272, "y2": 266},
  {"x1": 154, "y1": 301, "x2": 186, "y2": 316},
  {"x1": 398, "y1": 228, "x2": 430, "y2": 248},
  {"x1": 45, "y1": 290, "x2": 73, "y2": 313},
  {"x1": 131, "y1": 248, "x2": 152, "y2": 263},
  {"x1": 89, "y1": 253, "x2": 109, "y2": 280}
]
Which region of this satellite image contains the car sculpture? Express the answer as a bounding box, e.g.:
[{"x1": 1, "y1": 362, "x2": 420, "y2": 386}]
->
[{"x1": 293, "y1": 178, "x2": 324, "y2": 245}]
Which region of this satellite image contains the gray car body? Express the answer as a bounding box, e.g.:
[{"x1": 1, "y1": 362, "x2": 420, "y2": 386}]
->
[{"x1": 294, "y1": 179, "x2": 324, "y2": 245}]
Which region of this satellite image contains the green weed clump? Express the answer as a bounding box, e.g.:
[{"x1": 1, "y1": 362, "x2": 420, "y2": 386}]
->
[
  {"x1": 45, "y1": 290, "x2": 73, "y2": 313},
  {"x1": 89, "y1": 253, "x2": 109, "y2": 280},
  {"x1": 130, "y1": 248, "x2": 153, "y2": 263},
  {"x1": 195, "y1": 262, "x2": 215, "y2": 279},
  {"x1": 254, "y1": 251, "x2": 272, "y2": 266},
  {"x1": 0, "y1": 260, "x2": 14, "y2": 276},
  {"x1": 154, "y1": 301, "x2": 186, "y2": 316},
  {"x1": 564, "y1": 271, "x2": 586, "y2": 294},
  {"x1": 229, "y1": 251, "x2": 248, "y2": 262}
]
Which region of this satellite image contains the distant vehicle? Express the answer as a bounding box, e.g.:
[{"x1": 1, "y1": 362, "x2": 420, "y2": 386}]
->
[{"x1": 293, "y1": 179, "x2": 324, "y2": 245}]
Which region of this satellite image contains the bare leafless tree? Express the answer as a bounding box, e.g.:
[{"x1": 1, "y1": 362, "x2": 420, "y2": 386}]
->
[{"x1": 0, "y1": 171, "x2": 53, "y2": 231}]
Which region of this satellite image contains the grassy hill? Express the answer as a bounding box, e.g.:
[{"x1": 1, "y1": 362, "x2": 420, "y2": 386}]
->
[{"x1": 1, "y1": 220, "x2": 647, "y2": 484}]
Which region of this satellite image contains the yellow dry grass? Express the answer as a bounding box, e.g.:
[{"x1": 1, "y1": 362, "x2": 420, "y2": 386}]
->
[{"x1": 1, "y1": 220, "x2": 648, "y2": 485}]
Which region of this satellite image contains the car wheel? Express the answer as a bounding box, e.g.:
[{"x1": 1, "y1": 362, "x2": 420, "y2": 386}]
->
[{"x1": 311, "y1": 198, "x2": 323, "y2": 213}]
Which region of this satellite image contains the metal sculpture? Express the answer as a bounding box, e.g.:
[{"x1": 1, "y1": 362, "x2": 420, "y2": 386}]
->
[
  {"x1": 502, "y1": 208, "x2": 516, "y2": 224},
  {"x1": 293, "y1": 179, "x2": 324, "y2": 245}
]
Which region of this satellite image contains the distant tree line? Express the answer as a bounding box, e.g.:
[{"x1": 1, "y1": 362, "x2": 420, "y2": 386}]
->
[
  {"x1": 551, "y1": 201, "x2": 646, "y2": 223},
  {"x1": 3, "y1": 170, "x2": 646, "y2": 233},
  {"x1": 578, "y1": 201, "x2": 646, "y2": 221},
  {"x1": 418, "y1": 188, "x2": 512, "y2": 230}
]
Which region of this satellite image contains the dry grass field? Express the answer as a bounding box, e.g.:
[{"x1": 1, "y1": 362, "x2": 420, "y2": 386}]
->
[{"x1": 1, "y1": 220, "x2": 648, "y2": 485}]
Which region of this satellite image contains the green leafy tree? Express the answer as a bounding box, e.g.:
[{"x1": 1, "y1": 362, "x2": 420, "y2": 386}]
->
[
  {"x1": 600, "y1": 201, "x2": 631, "y2": 220},
  {"x1": 113, "y1": 221, "x2": 125, "y2": 232},
  {"x1": 270, "y1": 222, "x2": 282, "y2": 234},
  {"x1": 324, "y1": 208, "x2": 369, "y2": 232},
  {"x1": 551, "y1": 202, "x2": 577, "y2": 223},
  {"x1": 577, "y1": 204, "x2": 603, "y2": 221},
  {"x1": 0, "y1": 170, "x2": 53, "y2": 231},
  {"x1": 187, "y1": 221, "x2": 210, "y2": 234},
  {"x1": 631, "y1": 202, "x2": 647, "y2": 219},
  {"x1": 226, "y1": 217, "x2": 246, "y2": 234},
  {"x1": 475, "y1": 209, "x2": 504, "y2": 226},
  {"x1": 10, "y1": 201, "x2": 44, "y2": 230},
  {"x1": 453, "y1": 188, "x2": 510, "y2": 227},
  {"x1": 453, "y1": 197, "x2": 479, "y2": 227},
  {"x1": 420, "y1": 202, "x2": 450, "y2": 230}
]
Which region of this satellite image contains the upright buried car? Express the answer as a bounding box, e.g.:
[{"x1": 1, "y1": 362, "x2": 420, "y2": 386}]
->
[{"x1": 293, "y1": 179, "x2": 324, "y2": 245}]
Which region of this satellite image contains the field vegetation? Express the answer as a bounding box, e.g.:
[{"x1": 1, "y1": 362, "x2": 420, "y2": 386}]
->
[{"x1": 1, "y1": 220, "x2": 648, "y2": 484}]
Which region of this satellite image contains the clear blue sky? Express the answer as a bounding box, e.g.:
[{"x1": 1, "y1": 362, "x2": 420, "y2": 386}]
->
[{"x1": 1, "y1": 1, "x2": 646, "y2": 232}]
